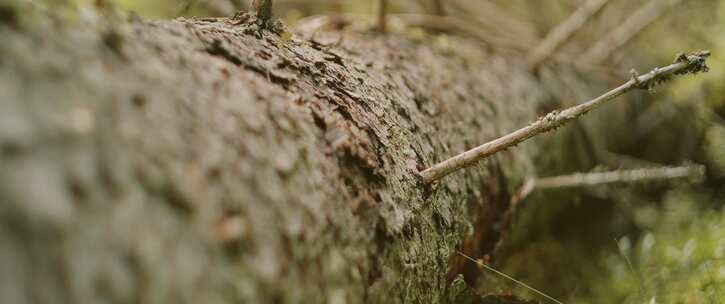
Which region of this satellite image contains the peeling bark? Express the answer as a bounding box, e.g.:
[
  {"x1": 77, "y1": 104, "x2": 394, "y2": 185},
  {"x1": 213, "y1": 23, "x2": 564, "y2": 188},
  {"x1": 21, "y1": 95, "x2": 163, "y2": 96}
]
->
[{"x1": 0, "y1": 5, "x2": 546, "y2": 303}]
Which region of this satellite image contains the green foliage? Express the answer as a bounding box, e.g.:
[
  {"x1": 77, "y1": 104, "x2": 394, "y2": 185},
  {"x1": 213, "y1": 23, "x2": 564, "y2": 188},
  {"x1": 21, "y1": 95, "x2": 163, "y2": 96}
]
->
[{"x1": 580, "y1": 190, "x2": 725, "y2": 304}]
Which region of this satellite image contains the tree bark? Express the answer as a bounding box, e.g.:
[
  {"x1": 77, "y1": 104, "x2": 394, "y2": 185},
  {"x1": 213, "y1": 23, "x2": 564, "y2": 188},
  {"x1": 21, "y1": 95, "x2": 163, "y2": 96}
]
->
[{"x1": 0, "y1": 5, "x2": 545, "y2": 303}]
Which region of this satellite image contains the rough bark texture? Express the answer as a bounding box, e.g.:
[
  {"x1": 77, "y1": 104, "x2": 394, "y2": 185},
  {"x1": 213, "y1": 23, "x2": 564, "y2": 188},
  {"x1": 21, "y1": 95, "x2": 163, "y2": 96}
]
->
[{"x1": 0, "y1": 4, "x2": 544, "y2": 303}]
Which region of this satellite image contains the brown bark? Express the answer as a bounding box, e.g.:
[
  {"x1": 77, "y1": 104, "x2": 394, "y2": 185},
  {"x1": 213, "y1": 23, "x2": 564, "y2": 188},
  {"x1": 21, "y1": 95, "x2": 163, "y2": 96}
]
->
[{"x1": 0, "y1": 4, "x2": 545, "y2": 303}]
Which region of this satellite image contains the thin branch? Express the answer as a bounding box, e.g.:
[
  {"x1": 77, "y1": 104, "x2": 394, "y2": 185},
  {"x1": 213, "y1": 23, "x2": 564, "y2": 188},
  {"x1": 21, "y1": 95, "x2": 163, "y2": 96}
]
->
[
  {"x1": 419, "y1": 51, "x2": 710, "y2": 183},
  {"x1": 535, "y1": 165, "x2": 704, "y2": 189},
  {"x1": 446, "y1": 0, "x2": 539, "y2": 45},
  {"x1": 391, "y1": 13, "x2": 534, "y2": 50},
  {"x1": 377, "y1": 0, "x2": 388, "y2": 32},
  {"x1": 579, "y1": 0, "x2": 683, "y2": 64},
  {"x1": 527, "y1": 0, "x2": 610, "y2": 69},
  {"x1": 511, "y1": 165, "x2": 704, "y2": 205},
  {"x1": 295, "y1": 13, "x2": 534, "y2": 50}
]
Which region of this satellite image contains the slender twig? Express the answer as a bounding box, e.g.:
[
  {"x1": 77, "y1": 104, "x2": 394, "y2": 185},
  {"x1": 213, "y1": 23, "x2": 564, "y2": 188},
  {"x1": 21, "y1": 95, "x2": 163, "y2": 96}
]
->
[
  {"x1": 295, "y1": 13, "x2": 534, "y2": 50},
  {"x1": 511, "y1": 165, "x2": 704, "y2": 205},
  {"x1": 580, "y1": 0, "x2": 683, "y2": 64},
  {"x1": 391, "y1": 13, "x2": 534, "y2": 50},
  {"x1": 377, "y1": 0, "x2": 388, "y2": 32},
  {"x1": 527, "y1": 0, "x2": 610, "y2": 69},
  {"x1": 456, "y1": 251, "x2": 564, "y2": 304},
  {"x1": 447, "y1": 0, "x2": 538, "y2": 46},
  {"x1": 535, "y1": 165, "x2": 703, "y2": 189},
  {"x1": 419, "y1": 51, "x2": 710, "y2": 183}
]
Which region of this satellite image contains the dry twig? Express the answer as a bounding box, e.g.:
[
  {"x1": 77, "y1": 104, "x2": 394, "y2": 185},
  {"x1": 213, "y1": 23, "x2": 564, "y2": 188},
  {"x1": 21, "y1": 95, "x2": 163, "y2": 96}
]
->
[
  {"x1": 447, "y1": 0, "x2": 538, "y2": 45},
  {"x1": 392, "y1": 13, "x2": 533, "y2": 50},
  {"x1": 419, "y1": 51, "x2": 710, "y2": 183},
  {"x1": 536, "y1": 165, "x2": 703, "y2": 189},
  {"x1": 580, "y1": 0, "x2": 683, "y2": 64},
  {"x1": 377, "y1": 0, "x2": 388, "y2": 32},
  {"x1": 527, "y1": 0, "x2": 610, "y2": 69},
  {"x1": 294, "y1": 13, "x2": 534, "y2": 50},
  {"x1": 512, "y1": 165, "x2": 704, "y2": 205}
]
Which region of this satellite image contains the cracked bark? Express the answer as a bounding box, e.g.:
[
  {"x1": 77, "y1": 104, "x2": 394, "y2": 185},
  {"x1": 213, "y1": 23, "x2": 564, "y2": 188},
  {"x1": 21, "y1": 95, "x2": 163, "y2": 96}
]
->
[{"x1": 0, "y1": 6, "x2": 546, "y2": 304}]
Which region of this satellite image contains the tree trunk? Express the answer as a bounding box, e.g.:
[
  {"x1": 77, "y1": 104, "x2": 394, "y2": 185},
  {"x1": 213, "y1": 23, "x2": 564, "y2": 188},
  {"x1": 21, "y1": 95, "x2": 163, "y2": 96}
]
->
[{"x1": 0, "y1": 5, "x2": 545, "y2": 303}]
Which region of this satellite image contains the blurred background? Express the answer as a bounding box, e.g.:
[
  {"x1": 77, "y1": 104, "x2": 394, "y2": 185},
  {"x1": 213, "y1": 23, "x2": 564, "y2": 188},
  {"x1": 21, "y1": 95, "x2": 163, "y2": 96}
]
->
[{"x1": 36, "y1": 0, "x2": 725, "y2": 302}]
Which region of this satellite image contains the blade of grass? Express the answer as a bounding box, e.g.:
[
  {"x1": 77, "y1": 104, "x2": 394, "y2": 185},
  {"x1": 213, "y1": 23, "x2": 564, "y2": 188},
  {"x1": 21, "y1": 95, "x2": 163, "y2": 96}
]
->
[{"x1": 456, "y1": 251, "x2": 564, "y2": 304}]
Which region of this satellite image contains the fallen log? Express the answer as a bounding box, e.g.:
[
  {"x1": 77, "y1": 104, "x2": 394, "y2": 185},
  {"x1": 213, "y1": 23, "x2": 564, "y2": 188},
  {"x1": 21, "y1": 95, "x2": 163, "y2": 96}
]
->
[{"x1": 0, "y1": 3, "x2": 545, "y2": 303}]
